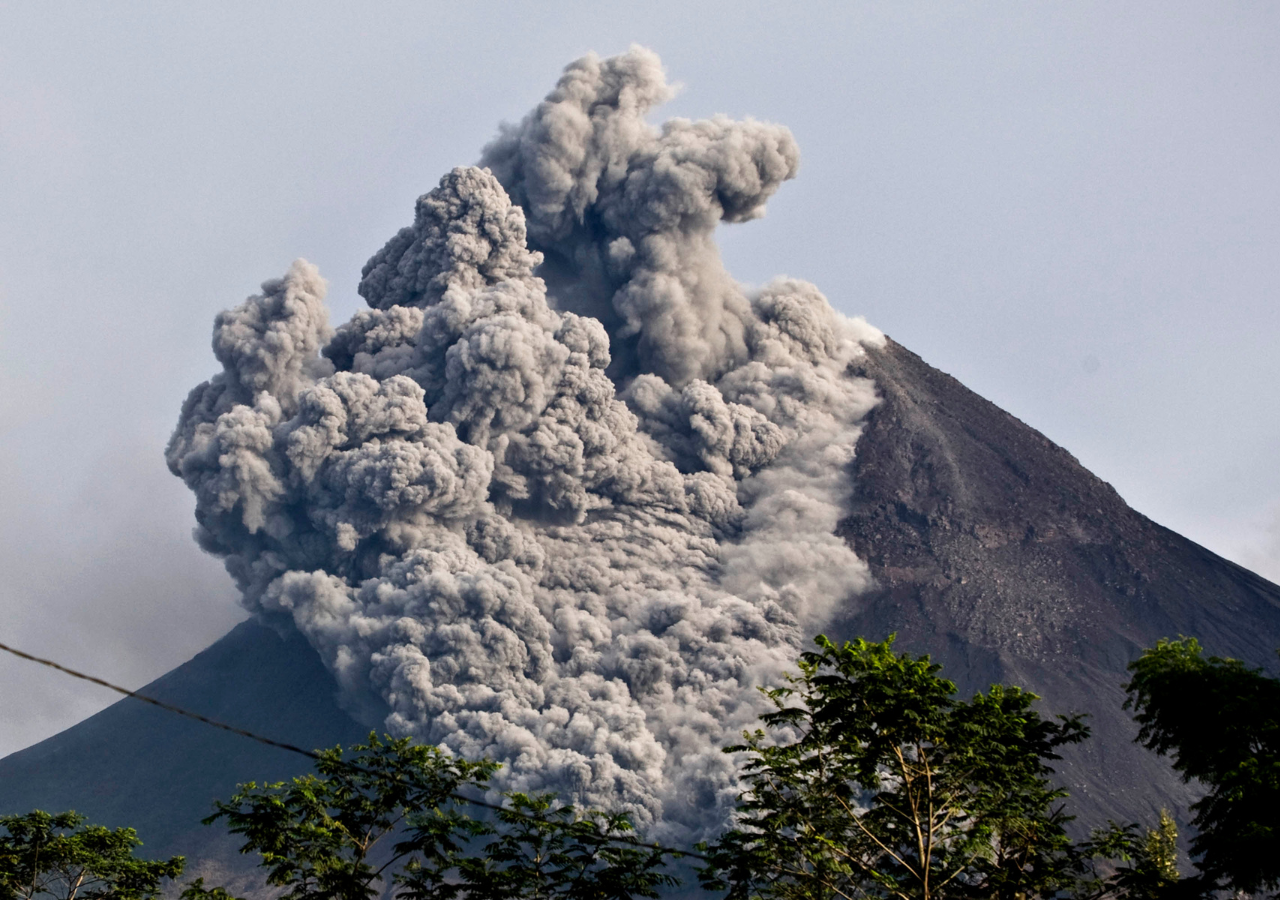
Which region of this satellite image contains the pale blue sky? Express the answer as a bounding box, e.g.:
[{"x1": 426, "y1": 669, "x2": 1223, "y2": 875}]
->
[{"x1": 2, "y1": 0, "x2": 1278, "y2": 755}]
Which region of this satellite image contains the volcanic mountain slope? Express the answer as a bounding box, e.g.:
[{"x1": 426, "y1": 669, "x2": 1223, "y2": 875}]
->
[
  {"x1": 0, "y1": 619, "x2": 368, "y2": 883},
  {"x1": 4, "y1": 337, "x2": 1280, "y2": 870},
  {"x1": 831, "y1": 336, "x2": 1280, "y2": 828}
]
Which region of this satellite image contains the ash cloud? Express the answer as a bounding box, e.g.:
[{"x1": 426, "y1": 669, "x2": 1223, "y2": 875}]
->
[{"x1": 168, "y1": 46, "x2": 883, "y2": 840}]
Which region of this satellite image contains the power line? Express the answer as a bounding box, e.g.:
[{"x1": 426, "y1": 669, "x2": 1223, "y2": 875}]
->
[
  {"x1": 0, "y1": 639, "x2": 706, "y2": 863},
  {"x1": 0, "y1": 640, "x2": 325, "y2": 761}
]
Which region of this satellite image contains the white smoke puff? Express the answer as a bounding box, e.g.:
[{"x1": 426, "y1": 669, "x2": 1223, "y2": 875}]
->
[
  {"x1": 481, "y1": 46, "x2": 801, "y2": 385},
  {"x1": 184, "y1": 398, "x2": 284, "y2": 535},
  {"x1": 621, "y1": 376, "x2": 785, "y2": 479},
  {"x1": 166, "y1": 261, "x2": 336, "y2": 596},
  {"x1": 482, "y1": 46, "x2": 676, "y2": 245},
  {"x1": 284, "y1": 374, "x2": 429, "y2": 477},
  {"x1": 171, "y1": 48, "x2": 885, "y2": 842},
  {"x1": 359, "y1": 166, "x2": 543, "y2": 311},
  {"x1": 167, "y1": 261, "x2": 333, "y2": 517},
  {"x1": 750, "y1": 277, "x2": 854, "y2": 364},
  {"x1": 212, "y1": 260, "x2": 335, "y2": 403},
  {"x1": 324, "y1": 306, "x2": 425, "y2": 380}
]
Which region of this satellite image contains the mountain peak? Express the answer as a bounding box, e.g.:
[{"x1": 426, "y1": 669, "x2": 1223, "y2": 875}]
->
[
  {"x1": 6, "y1": 336, "x2": 1280, "y2": 871},
  {"x1": 834, "y1": 336, "x2": 1280, "y2": 826}
]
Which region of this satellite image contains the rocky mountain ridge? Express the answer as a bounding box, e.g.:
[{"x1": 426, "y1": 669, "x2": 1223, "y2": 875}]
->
[
  {"x1": 832, "y1": 337, "x2": 1280, "y2": 827},
  {"x1": 4, "y1": 335, "x2": 1278, "y2": 871}
]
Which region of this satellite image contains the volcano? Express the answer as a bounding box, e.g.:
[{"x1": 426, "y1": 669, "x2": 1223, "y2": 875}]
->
[
  {"x1": 833, "y1": 337, "x2": 1280, "y2": 828},
  {"x1": 4, "y1": 335, "x2": 1278, "y2": 872},
  {"x1": 5, "y1": 44, "x2": 1280, "y2": 887}
]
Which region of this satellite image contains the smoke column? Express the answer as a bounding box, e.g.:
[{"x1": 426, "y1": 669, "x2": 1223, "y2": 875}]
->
[{"x1": 168, "y1": 46, "x2": 883, "y2": 840}]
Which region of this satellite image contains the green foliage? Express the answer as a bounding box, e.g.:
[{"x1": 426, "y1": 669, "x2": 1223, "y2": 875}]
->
[
  {"x1": 178, "y1": 878, "x2": 243, "y2": 900},
  {"x1": 184, "y1": 733, "x2": 496, "y2": 900},
  {"x1": 399, "y1": 792, "x2": 676, "y2": 900},
  {"x1": 189, "y1": 733, "x2": 674, "y2": 900},
  {"x1": 25, "y1": 637, "x2": 1229, "y2": 900},
  {"x1": 1142, "y1": 811, "x2": 1181, "y2": 889},
  {"x1": 1125, "y1": 637, "x2": 1280, "y2": 896},
  {"x1": 697, "y1": 635, "x2": 1090, "y2": 900},
  {"x1": 1078, "y1": 811, "x2": 1182, "y2": 900},
  {"x1": 0, "y1": 811, "x2": 183, "y2": 900}
]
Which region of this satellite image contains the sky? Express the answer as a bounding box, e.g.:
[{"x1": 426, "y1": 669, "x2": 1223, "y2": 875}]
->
[{"x1": 1, "y1": 0, "x2": 1277, "y2": 759}]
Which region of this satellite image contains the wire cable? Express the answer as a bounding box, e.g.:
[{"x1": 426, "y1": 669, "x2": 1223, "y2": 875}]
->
[
  {"x1": 0, "y1": 639, "x2": 707, "y2": 863},
  {"x1": 0, "y1": 640, "x2": 325, "y2": 761}
]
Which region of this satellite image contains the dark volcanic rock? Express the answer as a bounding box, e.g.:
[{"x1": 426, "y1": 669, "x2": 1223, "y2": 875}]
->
[
  {"x1": 831, "y1": 337, "x2": 1280, "y2": 829},
  {"x1": 4, "y1": 336, "x2": 1279, "y2": 876},
  {"x1": 0, "y1": 619, "x2": 366, "y2": 883}
]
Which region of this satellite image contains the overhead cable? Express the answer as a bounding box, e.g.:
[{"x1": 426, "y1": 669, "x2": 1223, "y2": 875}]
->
[{"x1": 0, "y1": 639, "x2": 704, "y2": 862}]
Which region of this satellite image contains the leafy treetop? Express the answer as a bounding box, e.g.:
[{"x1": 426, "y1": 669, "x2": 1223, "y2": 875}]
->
[
  {"x1": 0, "y1": 811, "x2": 183, "y2": 900},
  {"x1": 1125, "y1": 637, "x2": 1280, "y2": 897}
]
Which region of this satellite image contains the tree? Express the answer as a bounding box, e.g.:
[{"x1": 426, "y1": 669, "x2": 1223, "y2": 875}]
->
[
  {"x1": 184, "y1": 640, "x2": 1215, "y2": 900},
  {"x1": 1078, "y1": 810, "x2": 1182, "y2": 900},
  {"x1": 184, "y1": 733, "x2": 495, "y2": 900},
  {"x1": 398, "y1": 792, "x2": 676, "y2": 900},
  {"x1": 187, "y1": 733, "x2": 675, "y2": 900},
  {"x1": 1125, "y1": 637, "x2": 1280, "y2": 896},
  {"x1": 697, "y1": 635, "x2": 1090, "y2": 900},
  {"x1": 0, "y1": 811, "x2": 183, "y2": 900}
]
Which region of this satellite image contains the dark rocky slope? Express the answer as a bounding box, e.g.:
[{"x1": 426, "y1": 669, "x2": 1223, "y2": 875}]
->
[
  {"x1": 4, "y1": 336, "x2": 1279, "y2": 873},
  {"x1": 831, "y1": 337, "x2": 1280, "y2": 828},
  {"x1": 0, "y1": 619, "x2": 367, "y2": 879}
]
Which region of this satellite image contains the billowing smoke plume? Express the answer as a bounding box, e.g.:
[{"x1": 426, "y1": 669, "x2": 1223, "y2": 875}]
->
[{"x1": 168, "y1": 46, "x2": 883, "y2": 840}]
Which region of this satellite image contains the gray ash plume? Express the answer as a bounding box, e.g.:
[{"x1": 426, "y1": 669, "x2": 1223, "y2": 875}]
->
[{"x1": 167, "y1": 46, "x2": 882, "y2": 840}]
